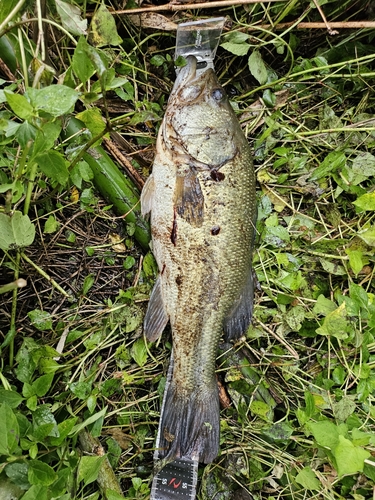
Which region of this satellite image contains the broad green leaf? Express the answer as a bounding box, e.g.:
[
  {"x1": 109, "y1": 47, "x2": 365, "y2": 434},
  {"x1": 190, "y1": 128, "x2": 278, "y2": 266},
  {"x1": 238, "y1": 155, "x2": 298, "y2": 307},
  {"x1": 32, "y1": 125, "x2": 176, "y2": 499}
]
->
[
  {"x1": 107, "y1": 489, "x2": 126, "y2": 500},
  {"x1": 278, "y1": 271, "x2": 304, "y2": 291},
  {"x1": 0, "y1": 0, "x2": 19, "y2": 23},
  {"x1": 334, "y1": 435, "x2": 370, "y2": 476},
  {"x1": 90, "y1": 4, "x2": 123, "y2": 47},
  {"x1": 349, "y1": 282, "x2": 369, "y2": 311},
  {"x1": 123, "y1": 256, "x2": 135, "y2": 269},
  {"x1": 284, "y1": 305, "x2": 305, "y2": 331},
  {"x1": 150, "y1": 55, "x2": 166, "y2": 67},
  {"x1": 82, "y1": 273, "x2": 95, "y2": 296},
  {"x1": 4, "y1": 462, "x2": 29, "y2": 489},
  {"x1": 4, "y1": 91, "x2": 34, "y2": 120},
  {"x1": 0, "y1": 388, "x2": 24, "y2": 408},
  {"x1": 17, "y1": 121, "x2": 37, "y2": 148},
  {"x1": 27, "y1": 85, "x2": 79, "y2": 117},
  {"x1": 44, "y1": 215, "x2": 59, "y2": 234},
  {"x1": 19, "y1": 485, "x2": 49, "y2": 500},
  {"x1": 0, "y1": 211, "x2": 35, "y2": 250},
  {"x1": 36, "y1": 150, "x2": 69, "y2": 185},
  {"x1": 249, "y1": 400, "x2": 270, "y2": 419},
  {"x1": 76, "y1": 107, "x2": 106, "y2": 139},
  {"x1": 352, "y1": 152, "x2": 375, "y2": 178},
  {"x1": 313, "y1": 295, "x2": 337, "y2": 316},
  {"x1": 333, "y1": 397, "x2": 356, "y2": 422},
  {"x1": 28, "y1": 460, "x2": 57, "y2": 486},
  {"x1": 130, "y1": 338, "x2": 148, "y2": 367},
  {"x1": 295, "y1": 466, "x2": 321, "y2": 491},
  {"x1": 32, "y1": 120, "x2": 62, "y2": 158},
  {"x1": 0, "y1": 403, "x2": 20, "y2": 455},
  {"x1": 14, "y1": 339, "x2": 40, "y2": 383},
  {"x1": 248, "y1": 50, "x2": 268, "y2": 85},
  {"x1": 311, "y1": 151, "x2": 346, "y2": 180},
  {"x1": 0, "y1": 475, "x2": 24, "y2": 499},
  {"x1": 31, "y1": 373, "x2": 54, "y2": 397},
  {"x1": 221, "y1": 41, "x2": 250, "y2": 57},
  {"x1": 28, "y1": 309, "x2": 52, "y2": 331},
  {"x1": 308, "y1": 420, "x2": 339, "y2": 449},
  {"x1": 49, "y1": 417, "x2": 78, "y2": 446},
  {"x1": 358, "y1": 225, "x2": 375, "y2": 247},
  {"x1": 32, "y1": 404, "x2": 59, "y2": 440},
  {"x1": 264, "y1": 225, "x2": 290, "y2": 247},
  {"x1": 353, "y1": 192, "x2": 375, "y2": 212},
  {"x1": 315, "y1": 302, "x2": 349, "y2": 339},
  {"x1": 262, "y1": 422, "x2": 293, "y2": 441},
  {"x1": 55, "y1": 0, "x2": 87, "y2": 36},
  {"x1": 345, "y1": 249, "x2": 364, "y2": 275},
  {"x1": 72, "y1": 37, "x2": 96, "y2": 84},
  {"x1": 77, "y1": 455, "x2": 106, "y2": 486},
  {"x1": 319, "y1": 258, "x2": 346, "y2": 276}
]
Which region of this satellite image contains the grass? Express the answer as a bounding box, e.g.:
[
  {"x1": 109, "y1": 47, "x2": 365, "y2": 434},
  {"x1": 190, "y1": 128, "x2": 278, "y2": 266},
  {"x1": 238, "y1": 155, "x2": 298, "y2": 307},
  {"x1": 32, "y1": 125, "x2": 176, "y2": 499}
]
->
[{"x1": 0, "y1": 0, "x2": 375, "y2": 499}]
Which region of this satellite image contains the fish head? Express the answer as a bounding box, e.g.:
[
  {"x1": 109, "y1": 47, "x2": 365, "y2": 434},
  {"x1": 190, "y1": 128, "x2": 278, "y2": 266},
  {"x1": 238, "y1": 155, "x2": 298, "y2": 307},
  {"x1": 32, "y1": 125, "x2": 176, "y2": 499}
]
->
[{"x1": 164, "y1": 56, "x2": 241, "y2": 168}]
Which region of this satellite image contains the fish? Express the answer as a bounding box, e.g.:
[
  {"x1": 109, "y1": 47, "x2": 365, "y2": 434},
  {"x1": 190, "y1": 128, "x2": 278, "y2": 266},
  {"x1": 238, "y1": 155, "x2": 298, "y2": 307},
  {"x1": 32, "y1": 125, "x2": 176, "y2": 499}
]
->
[{"x1": 141, "y1": 55, "x2": 257, "y2": 464}]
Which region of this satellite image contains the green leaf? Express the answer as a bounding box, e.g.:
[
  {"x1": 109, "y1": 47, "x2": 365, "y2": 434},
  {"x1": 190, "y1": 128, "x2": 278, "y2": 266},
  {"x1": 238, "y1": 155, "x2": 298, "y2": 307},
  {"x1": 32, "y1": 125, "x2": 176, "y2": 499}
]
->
[
  {"x1": 78, "y1": 455, "x2": 106, "y2": 486},
  {"x1": 72, "y1": 37, "x2": 96, "y2": 84},
  {"x1": 262, "y1": 422, "x2": 293, "y2": 441},
  {"x1": 82, "y1": 273, "x2": 95, "y2": 295},
  {"x1": 5, "y1": 91, "x2": 34, "y2": 120},
  {"x1": 311, "y1": 151, "x2": 346, "y2": 180},
  {"x1": 313, "y1": 295, "x2": 337, "y2": 316},
  {"x1": 358, "y1": 225, "x2": 375, "y2": 247},
  {"x1": 284, "y1": 305, "x2": 305, "y2": 331},
  {"x1": 0, "y1": 403, "x2": 20, "y2": 455},
  {"x1": 333, "y1": 435, "x2": 370, "y2": 476},
  {"x1": 44, "y1": 215, "x2": 59, "y2": 234},
  {"x1": 20, "y1": 485, "x2": 49, "y2": 500},
  {"x1": 55, "y1": 0, "x2": 87, "y2": 36},
  {"x1": 333, "y1": 397, "x2": 356, "y2": 422},
  {"x1": 345, "y1": 249, "x2": 364, "y2": 275},
  {"x1": 28, "y1": 460, "x2": 57, "y2": 486},
  {"x1": 0, "y1": 211, "x2": 35, "y2": 250},
  {"x1": 27, "y1": 85, "x2": 79, "y2": 117},
  {"x1": 130, "y1": 338, "x2": 148, "y2": 367},
  {"x1": 28, "y1": 309, "x2": 53, "y2": 331},
  {"x1": 319, "y1": 258, "x2": 346, "y2": 276},
  {"x1": 0, "y1": 388, "x2": 24, "y2": 408},
  {"x1": 89, "y1": 4, "x2": 122, "y2": 47},
  {"x1": 36, "y1": 150, "x2": 69, "y2": 185},
  {"x1": 295, "y1": 466, "x2": 321, "y2": 491},
  {"x1": 32, "y1": 121, "x2": 62, "y2": 158},
  {"x1": 123, "y1": 256, "x2": 135, "y2": 269},
  {"x1": 315, "y1": 302, "x2": 349, "y2": 339},
  {"x1": 31, "y1": 373, "x2": 54, "y2": 397},
  {"x1": 308, "y1": 420, "x2": 339, "y2": 449},
  {"x1": 4, "y1": 462, "x2": 30, "y2": 489},
  {"x1": 221, "y1": 41, "x2": 250, "y2": 57},
  {"x1": 70, "y1": 406, "x2": 108, "y2": 436},
  {"x1": 49, "y1": 417, "x2": 78, "y2": 446},
  {"x1": 352, "y1": 152, "x2": 375, "y2": 178},
  {"x1": 76, "y1": 107, "x2": 106, "y2": 139},
  {"x1": 150, "y1": 55, "x2": 165, "y2": 67},
  {"x1": 353, "y1": 192, "x2": 375, "y2": 212},
  {"x1": 32, "y1": 404, "x2": 59, "y2": 439},
  {"x1": 248, "y1": 50, "x2": 268, "y2": 85}
]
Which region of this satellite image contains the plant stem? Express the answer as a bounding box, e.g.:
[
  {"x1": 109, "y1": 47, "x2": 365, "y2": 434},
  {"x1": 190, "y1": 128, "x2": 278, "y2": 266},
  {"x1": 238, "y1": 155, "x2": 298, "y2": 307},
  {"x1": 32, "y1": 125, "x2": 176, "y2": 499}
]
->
[
  {"x1": 20, "y1": 252, "x2": 71, "y2": 298},
  {"x1": 0, "y1": 0, "x2": 27, "y2": 32}
]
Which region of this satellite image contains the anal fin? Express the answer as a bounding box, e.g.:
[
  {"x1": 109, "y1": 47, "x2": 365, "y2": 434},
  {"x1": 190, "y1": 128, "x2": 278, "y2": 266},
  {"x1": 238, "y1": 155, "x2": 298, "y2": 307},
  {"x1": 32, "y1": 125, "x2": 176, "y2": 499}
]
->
[
  {"x1": 224, "y1": 271, "x2": 254, "y2": 341},
  {"x1": 144, "y1": 276, "x2": 169, "y2": 342}
]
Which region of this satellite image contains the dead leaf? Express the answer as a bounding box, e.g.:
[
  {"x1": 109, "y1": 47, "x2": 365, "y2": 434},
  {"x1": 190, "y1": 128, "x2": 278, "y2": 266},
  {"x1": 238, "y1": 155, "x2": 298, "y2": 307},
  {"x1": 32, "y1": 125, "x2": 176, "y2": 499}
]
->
[
  {"x1": 109, "y1": 233, "x2": 126, "y2": 253},
  {"x1": 128, "y1": 12, "x2": 177, "y2": 31}
]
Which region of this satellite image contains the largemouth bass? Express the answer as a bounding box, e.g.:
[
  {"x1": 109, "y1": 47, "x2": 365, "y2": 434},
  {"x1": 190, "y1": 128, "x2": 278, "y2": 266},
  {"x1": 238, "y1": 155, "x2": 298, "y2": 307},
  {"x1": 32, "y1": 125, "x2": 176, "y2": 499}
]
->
[{"x1": 141, "y1": 55, "x2": 256, "y2": 464}]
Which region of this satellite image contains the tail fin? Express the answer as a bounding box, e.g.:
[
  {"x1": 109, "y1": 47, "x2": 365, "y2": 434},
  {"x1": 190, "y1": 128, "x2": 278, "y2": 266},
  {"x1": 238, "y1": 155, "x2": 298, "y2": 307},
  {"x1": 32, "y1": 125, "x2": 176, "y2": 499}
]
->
[{"x1": 157, "y1": 381, "x2": 220, "y2": 464}]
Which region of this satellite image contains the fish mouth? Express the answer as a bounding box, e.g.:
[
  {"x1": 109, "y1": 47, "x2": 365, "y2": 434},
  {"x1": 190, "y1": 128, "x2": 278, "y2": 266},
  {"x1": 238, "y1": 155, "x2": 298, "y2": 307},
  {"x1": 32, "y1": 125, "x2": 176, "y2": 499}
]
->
[{"x1": 173, "y1": 55, "x2": 198, "y2": 89}]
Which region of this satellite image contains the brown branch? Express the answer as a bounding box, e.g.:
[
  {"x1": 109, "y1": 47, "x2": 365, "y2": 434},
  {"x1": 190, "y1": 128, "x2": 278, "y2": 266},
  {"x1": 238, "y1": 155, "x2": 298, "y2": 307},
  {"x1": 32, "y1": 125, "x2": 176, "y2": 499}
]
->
[
  {"x1": 86, "y1": 0, "x2": 287, "y2": 16},
  {"x1": 103, "y1": 136, "x2": 145, "y2": 191},
  {"x1": 310, "y1": 0, "x2": 338, "y2": 35},
  {"x1": 249, "y1": 21, "x2": 375, "y2": 30}
]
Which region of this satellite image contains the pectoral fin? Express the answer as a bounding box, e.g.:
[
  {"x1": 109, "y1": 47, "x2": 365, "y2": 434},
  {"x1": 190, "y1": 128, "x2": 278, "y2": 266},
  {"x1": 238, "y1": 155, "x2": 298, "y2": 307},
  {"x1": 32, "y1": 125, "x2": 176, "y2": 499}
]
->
[
  {"x1": 224, "y1": 271, "x2": 254, "y2": 341},
  {"x1": 144, "y1": 276, "x2": 169, "y2": 342},
  {"x1": 175, "y1": 171, "x2": 204, "y2": 227},
  {"x1": 140, "y1": 174, "x2": 154, "y2": 217}
]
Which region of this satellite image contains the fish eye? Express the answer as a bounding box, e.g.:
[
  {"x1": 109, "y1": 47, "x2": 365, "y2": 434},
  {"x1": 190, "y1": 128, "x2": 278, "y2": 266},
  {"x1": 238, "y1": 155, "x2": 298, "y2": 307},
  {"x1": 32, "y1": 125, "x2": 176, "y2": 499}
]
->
[{"x1": 211, "y1": 88, "x2": 224, "y2": 101}]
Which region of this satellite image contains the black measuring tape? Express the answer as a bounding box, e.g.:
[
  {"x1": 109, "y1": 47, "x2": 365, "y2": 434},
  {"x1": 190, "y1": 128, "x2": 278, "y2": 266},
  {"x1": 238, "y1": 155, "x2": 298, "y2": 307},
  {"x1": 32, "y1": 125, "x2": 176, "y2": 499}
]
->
[{"x1": 150, "y1": 353, "x2": 199, "y2": 500}]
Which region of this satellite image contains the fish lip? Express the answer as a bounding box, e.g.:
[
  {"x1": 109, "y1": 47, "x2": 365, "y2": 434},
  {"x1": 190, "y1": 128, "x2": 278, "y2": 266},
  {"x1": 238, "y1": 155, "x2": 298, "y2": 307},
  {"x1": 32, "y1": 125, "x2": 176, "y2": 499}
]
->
[{"x1": 173, "y1": 55, "x2": 198, "y2": 90}]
